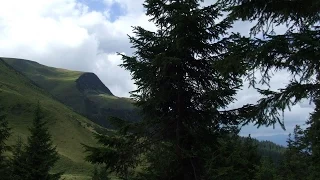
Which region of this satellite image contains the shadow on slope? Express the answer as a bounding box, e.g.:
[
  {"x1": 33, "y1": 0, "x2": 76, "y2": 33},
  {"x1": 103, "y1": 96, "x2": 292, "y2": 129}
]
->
[{"x1": 3, "y1": 57, "x2": 140, "y2": 128}]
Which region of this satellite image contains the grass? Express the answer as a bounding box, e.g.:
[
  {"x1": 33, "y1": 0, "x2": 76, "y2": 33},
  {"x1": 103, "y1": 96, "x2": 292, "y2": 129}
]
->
[
  {"x1": 89, "y1": 94, "x2": 136, "y2": 110},
  {"x1": 0, "y1": 58, "x2": 108, "y2": 178},
  {"x1": 2, "y1": 57, "x2": 139, "y2": 128}
]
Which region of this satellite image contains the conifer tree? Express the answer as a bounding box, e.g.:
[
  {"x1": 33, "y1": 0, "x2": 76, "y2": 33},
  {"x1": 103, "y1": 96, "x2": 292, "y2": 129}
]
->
[
  {"x1": 215, "y1": 0, "x2": 320, "y2": 127},
  {"x1": 277, "y1": 126, "x2": 311, "y2": 180},
  {"x1": 218, "y1": 0, "x2": 320, "y2": 178},
  {"x1": 10, "y1": 136, "x2": 27, "y2": 180},
  {"x1": 21, "y1": 104, "x2": 62, "y2": 180},
  {"x1": 254, "y1": 156, "x2": 277, "y2": 180},
  {"x1": 304, "y1": 76, "x2": 320, "y2": 179},
  {"x1": 91, "y1": 165, "x2": 110, "y2": 180},
  {"x1": 0, "y1": 114, "x2": 10, "y2": 179},
  {"x1": 206, "y1": 134, "x2": 260, "y2": 180},
  {"x1": 84, "y1": 0, "x2": 263, "y2": 179}
]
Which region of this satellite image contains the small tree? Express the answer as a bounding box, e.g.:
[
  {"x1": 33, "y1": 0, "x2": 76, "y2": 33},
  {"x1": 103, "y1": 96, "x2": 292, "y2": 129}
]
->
[
  {"x1": 277, "y1": 126, "x2": 311, "y2": 180},
  {"x1": 10, "y1": 136, "x2": 27, "y2": 180},
  {"x1": 0, "y1": 114, "x2": 10, "y2": 179},
  {"x1": 21, "y1": 103, "x2": 62, "y2": 180}
]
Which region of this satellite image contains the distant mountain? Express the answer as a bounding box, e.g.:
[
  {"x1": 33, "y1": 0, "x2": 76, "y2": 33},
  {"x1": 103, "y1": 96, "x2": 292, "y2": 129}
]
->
[
  {"x1": 3, "y1": 57, "x2": 140, "y2": 128},
  {"x1": 240, "y1": 136, "x2": 286, "y2": 164},
  {"x1": 255, "y1": 134, "x2": 289, "y2": 147},
  {"x1": 0, "y1": 58, "x2": 106, "y2": 178}
]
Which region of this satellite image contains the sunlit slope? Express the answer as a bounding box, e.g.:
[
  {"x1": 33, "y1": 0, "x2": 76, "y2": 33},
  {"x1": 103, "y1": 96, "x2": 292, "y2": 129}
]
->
[
  {"x1": 0, "y1": 58, "x2": 103, "y2": 176},
  {"x1": 3, "y1": 58, "x2": 139, "y2": 128}
]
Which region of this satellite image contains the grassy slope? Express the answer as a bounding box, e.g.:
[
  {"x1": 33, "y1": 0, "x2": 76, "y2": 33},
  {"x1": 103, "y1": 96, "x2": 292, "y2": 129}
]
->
[
  {"x1": 0, "y1": 58, "x2": 103, "y2": 178},
  {"x1": 3, "y1": 58, "x2": 138, "y2": 128}
]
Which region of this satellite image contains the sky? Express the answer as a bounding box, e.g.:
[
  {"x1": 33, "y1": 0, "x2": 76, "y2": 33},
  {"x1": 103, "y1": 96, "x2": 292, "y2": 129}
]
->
[{"x1": 0, "y1": 0, "x2": 315, "y2": 138}]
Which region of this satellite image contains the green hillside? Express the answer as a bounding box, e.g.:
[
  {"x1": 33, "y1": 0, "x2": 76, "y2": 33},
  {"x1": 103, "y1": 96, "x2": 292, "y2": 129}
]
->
[
  {"x1": 2, "y1": 58, "x2": 139, "y2": 128},
  {"x1": 0, "y1": 58, "x2": 106, "y2": 179},
  {"x1": 0, "y1": 57, "x2": 287, "y2": 179}
]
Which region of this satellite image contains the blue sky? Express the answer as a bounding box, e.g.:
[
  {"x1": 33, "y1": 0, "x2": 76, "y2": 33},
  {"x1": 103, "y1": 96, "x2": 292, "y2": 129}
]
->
[{"x1": 79, "y1": 0, "x2": 127, "y2": 22}]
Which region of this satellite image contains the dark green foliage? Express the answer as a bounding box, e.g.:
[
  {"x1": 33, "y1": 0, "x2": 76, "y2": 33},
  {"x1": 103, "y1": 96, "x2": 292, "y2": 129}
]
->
[
  {"x1": 117, "y1": 0, "x2": 249, "y2": 178},
  {"x1": 0, "y1": 58, "x2": 100, "y2": 176},
  {"x1": 206, "y1": 134, "x2": 260, "y2": 180},
  {"x1": 84, "y1": 117, "x2": 143, "y2": 179},
  {"x1": 220, "y1": 0, "x2": 320, "y2": 35},
  {"x1": 84, "y1": 0, "x2": 288, "y2": 179},
  {"x1": 135, "y1": 141, "x2": 180, "y2": 180},
  {"x1": 304, "y1": 89, "x2": 320, "y2": 179},
  {"x1": 277, "y1": 126, "x2": 311, "y2": 180},
  {"x1": 14, "y1": 104, "x2": 62, "y2": 180},
  {"x1": 254, "y1": 156, "x2": 277, "y2": 180},
  {"x1": 0, "y1": 114, "x2": 10, "y2": 179},
  {"x1": 217, "y1": 0, "x2": 320, "y2": 179},
  {"x1": 84, "y1": 130, "x2": 140, "y2": 179},
  {"x1": 10, "y1": 137, "x2": 27, "y2": 180},
  {"x1": 210, "y1": 0, "x2": 320, "y2": 131},
  {"x1": 91, "y1": 165, "x2": 110, "y2": 180},
  {"x1": 254, "y1": 140, "x2": 285, "y2": 164}
]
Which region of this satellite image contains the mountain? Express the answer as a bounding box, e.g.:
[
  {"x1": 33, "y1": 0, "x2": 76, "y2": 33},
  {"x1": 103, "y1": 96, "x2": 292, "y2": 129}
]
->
[
  {"x1": 3, "y1": 57, "x2": 140, "y2": 128},
  {"x1": 0, "y1": 56, "x2": 287, "y2": 179},
  {"x1": 255, "y1": 134, "x2": 289, "y2": 147},
  {"x1": 240, "y1": 136, "x2": 286, "y2": 164},
  {"x1": 0, "y1": 58, "x2": 106, "y2": 179}
]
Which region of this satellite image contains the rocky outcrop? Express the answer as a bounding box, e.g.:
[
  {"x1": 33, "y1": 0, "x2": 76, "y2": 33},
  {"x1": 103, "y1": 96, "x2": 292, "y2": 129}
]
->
[{"x1": 76, "y1": 73, "x2": 113, "y2": 95}]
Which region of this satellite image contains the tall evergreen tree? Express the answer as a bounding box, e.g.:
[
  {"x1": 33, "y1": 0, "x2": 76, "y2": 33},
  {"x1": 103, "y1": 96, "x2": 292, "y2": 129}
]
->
[
  {"x1": 0, "y1": 114, "x2": 10, "y2": 179},
  {"x1": 21, "y1": 104, "x2": 62, "y2": 180},
  {"x1": 217, "y1": 0, "x2": 320, "y2": 178},
  {"x1": 304, "y1": 75, "x2": 320, "y2": 179},
  {"x1": 215, "y1": 0, "x2": 320, "y2": 127},
  {"x1": 84, "y1": 0, "x2": 265, "y2": 179},
  {"x1": 120, "y1": 0, "x2": 250, "y2": 177}
]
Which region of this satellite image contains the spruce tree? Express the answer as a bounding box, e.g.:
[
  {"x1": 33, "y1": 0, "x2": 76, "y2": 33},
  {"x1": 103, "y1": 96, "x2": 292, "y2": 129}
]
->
[
  {"x1": 277, "y1": 126, "x2": 311, "y2": 180},
  {"x1": 215, "y1": 0, "x2": 320, "y2": 127},
  {"x1": 254, "y1": 156, "x2": 277, "y2": 180},
  {"x1": 304, "y1": 75, "x2": 320, "y2": 179},
  {"x1": 120, "y1": 0, "x2": 249, "y2": 178},
  {"x1": 84, "y1": 0, "x2": 260, "y2": 179},
  {"x1": 0, "y1": 114, "x2": 10, "y2": 179},
  {"x1": 10, "y1": 136, "x2": 27, "y2": 180},
  {"x1": 218, "y1": 0, "x2": 320, "y2": 178},
  {"x1": 22, "y1": 104, "x2": 62, "y2": 180},
  {"x1": 91, "y1": 166, "x2": 110, "y2": 180}
]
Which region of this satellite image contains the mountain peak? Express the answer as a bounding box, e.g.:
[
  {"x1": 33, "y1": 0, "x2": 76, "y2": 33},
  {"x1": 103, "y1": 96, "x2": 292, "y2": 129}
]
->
[{"x1": 76, "y1": 72, "x2": 113, "y2": 96}]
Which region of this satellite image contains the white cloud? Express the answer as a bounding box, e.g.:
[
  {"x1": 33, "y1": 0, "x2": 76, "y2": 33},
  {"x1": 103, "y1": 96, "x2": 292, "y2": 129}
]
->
[
  {"x1": 0, "y1": 0, "x2": 154, "y2": 97},
  {"x1": 0, "y1": 0, "x2": 314, "y2": 136}
]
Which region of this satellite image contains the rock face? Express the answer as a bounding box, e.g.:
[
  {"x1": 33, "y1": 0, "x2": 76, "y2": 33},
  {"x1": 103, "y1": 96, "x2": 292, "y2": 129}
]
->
[{"x1": 76, "y1": 73, "x2": 113, "y2": 95}]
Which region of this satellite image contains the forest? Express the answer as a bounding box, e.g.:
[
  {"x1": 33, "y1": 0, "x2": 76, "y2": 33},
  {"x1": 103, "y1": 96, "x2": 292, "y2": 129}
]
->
[{"x1": 1, "y1": 0, "x2": 319, "y2": 179}]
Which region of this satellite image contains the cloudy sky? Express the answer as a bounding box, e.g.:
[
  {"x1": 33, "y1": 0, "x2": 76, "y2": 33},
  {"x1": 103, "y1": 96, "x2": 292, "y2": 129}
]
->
[{"x1": 0, "y1": 0, "x2": 314, "y2": 138}]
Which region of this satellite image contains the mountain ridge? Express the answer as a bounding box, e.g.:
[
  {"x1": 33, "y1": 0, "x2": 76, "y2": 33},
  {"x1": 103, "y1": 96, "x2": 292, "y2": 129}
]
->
[
  {"x1": 2, "y1": 57, "x2": 140, "y2": 128},
  {"x1": 76, "y1": 72, "x2": 113, "y2": 95},
  {"x1": 0, "y1": 57, "x2": 107, "y2": 178},
  {"x1": 255, "y1": 134, "x2": 289, "y2": 147},
  {"x1": 0, "y1": 56, "x2": 287, "y2": 178}
]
